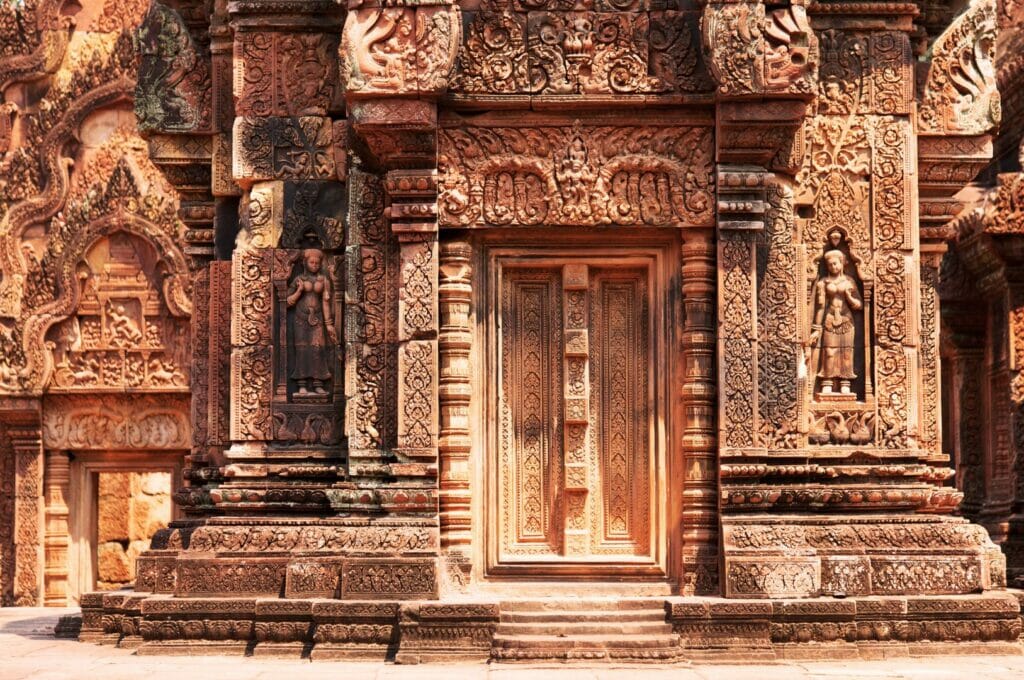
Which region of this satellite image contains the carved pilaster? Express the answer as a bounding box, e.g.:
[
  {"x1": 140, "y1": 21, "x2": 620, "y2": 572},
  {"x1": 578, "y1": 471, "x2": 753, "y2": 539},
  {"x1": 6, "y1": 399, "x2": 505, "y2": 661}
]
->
[
  {"x1": 919, "y1": 247, "x2": 946, "y2": 461},
  {"x1": 387, "y1": 170, "x2": 440, "y2": 463},
  {"x1": 0, "y1": 406, "x2": 44, "y2": 606}
]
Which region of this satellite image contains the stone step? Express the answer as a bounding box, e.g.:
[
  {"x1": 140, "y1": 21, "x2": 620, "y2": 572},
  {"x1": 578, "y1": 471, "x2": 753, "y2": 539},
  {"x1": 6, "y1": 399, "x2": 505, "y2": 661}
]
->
[
  {"x1": 491, "y1": 646, "x2": 683, "y2": 662},
  {"x1": 499, "y1": 598, "x2": 667, "y2": 612},
  {"x1": 493, "y1": 633, "x2": 680, "y2": 650},
  {"x1": 496, "y1": 621, "x2": 673, "y2": 635},
  {"x1": 500, "y1": 608, "x2": 667, "y2": 624}
]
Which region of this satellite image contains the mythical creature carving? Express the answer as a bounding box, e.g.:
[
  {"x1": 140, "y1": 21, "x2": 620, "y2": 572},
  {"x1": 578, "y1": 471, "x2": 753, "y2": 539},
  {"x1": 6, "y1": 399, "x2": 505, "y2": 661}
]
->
[
  {"x1": 341, "y1": 3, "x2": 460, "y2": 97},
  {"x1": 134, "y1": 1, "x2": 212, "y2": 133},
  {"x1": 918, "y1": 0, "x2": 1000, "y2": 135}
]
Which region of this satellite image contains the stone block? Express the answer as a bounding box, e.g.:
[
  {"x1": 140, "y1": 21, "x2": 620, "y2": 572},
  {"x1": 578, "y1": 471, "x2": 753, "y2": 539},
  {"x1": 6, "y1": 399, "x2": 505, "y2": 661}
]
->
[
  {"x1": 97, "y1": 496, "x2": 130, "y2": 544},
  {"x1": 233, "y1": 116, "x2": 336, "y2": 184},
  {"x1": 98, "y1": 472, "x2": 131, "y2": 498},
  {"x1": 138, "y1": 471, "x2": 171, "y2": 496},
  {"x1": 97, "y1": 542, "x2": 132, "y2": 584},
  {"x1": 129, "y1": 493, "x2": 170, "y2": 542},
  {"x1": 724, "y1": 556, "x2": 820, "y2": 598},
  {"x1": 340, "y1": 558, "x2": 438, "y2": 600}
]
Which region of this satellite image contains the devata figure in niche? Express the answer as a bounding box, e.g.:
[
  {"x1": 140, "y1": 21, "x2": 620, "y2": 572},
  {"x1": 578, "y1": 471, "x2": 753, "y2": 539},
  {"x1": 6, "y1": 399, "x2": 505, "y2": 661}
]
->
[
  {"x1": 809, "y1": 248, "x2": 862, "y2": 396},
  {"x1": 287, "y1": 248, "x2": 335, "y2": 395}
]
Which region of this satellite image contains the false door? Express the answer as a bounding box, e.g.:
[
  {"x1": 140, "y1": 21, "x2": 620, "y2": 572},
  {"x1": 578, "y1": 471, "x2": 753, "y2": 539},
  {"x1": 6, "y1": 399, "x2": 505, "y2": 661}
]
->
[{"x1": 488, "y1": 252, "x2": 668, "y2": 577}]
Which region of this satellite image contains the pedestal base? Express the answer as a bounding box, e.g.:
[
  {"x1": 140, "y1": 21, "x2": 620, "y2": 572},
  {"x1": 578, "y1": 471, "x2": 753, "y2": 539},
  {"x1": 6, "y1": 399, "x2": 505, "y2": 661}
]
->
[{"x1": 722, "y1": 514, "x2": 1006, "y2": 598}]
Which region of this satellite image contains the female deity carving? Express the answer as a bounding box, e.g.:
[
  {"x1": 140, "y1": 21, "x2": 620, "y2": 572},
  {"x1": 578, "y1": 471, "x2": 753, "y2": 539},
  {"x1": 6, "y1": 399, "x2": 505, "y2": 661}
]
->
[
  {"x1": 286, "y1": 248, "x2": 335, "y2": 395},
  {"x1": 808, "y1": 248, "x2": 862, "y2": 396}
]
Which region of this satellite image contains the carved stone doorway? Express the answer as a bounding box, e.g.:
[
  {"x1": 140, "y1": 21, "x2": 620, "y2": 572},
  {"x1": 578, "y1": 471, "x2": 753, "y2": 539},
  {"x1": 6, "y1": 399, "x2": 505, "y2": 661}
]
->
[{"x1": 479, "y1": 239, "x2": 678, "y2": 581}]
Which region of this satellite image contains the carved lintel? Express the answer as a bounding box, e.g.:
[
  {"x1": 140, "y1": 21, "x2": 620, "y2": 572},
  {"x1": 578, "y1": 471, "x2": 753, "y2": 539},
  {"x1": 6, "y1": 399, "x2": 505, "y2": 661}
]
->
[
  {"x1": 918, "y1": 135, "x2": 994, "y2": 231},
  {"x1": 716, "y1": 101, "x2": 807, "y2": 173}
]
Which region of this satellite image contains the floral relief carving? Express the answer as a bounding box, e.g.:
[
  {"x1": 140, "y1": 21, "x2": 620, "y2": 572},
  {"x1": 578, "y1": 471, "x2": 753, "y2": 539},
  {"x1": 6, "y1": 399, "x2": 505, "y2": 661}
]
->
[
  {"x1": 42, "y1": 394, "x2": 190, "y2": 449},
  {"x1": 438, "y1": 118, "x2": 713, "y2": 227},
  {"x1": 720, "y1": 231, "x2": 756, "y2": 449},
  {"x1": 757, "y1": 181, "x2": 799, "y2": 449},
  {"x1": 236, "y1": 31, "x2": 338, "y2": 117}
]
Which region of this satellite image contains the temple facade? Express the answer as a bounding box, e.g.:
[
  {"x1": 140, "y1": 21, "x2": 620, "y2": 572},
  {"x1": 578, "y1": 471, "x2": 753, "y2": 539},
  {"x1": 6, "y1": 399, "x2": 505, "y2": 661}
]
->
[{"x1": 1, "y1": 0, "x2": 1024, "y2": 661}]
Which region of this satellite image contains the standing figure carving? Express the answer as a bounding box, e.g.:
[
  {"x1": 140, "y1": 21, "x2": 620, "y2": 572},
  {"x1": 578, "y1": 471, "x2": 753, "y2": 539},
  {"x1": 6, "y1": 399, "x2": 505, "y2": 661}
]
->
[
  {"x1": 808, "y1": 248, "x2": 862, "y2": 396},
  {"x1": 287, "y1": 248, "x2": 335, "y2": 395}
]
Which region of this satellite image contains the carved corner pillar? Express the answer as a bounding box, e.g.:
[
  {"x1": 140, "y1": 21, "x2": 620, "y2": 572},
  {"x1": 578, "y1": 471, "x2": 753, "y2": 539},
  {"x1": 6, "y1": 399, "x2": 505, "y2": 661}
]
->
[
  {"x1": 0, "y1": 399, "x2": 43, "y2": 606},
  {"x1": 388, "y1": 170, "x2": 440, "y2": 465},
  {"x1": 334, "y1": 12, "x2": 448, "y2": 592}
]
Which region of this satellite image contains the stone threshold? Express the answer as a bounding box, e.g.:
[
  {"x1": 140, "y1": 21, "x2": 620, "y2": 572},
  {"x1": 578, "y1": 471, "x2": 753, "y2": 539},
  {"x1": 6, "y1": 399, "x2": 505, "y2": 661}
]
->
[{"x1": 75, "y1": 589, "x2": 1024, "y2": 663}]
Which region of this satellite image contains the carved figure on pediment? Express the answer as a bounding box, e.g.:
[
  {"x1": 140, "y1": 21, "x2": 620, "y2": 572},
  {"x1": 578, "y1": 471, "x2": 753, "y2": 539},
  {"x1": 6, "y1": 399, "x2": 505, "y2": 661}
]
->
[
  {"x1": 286, "y1": 248, "x2": 335, "y2": 396},
  {"x1": 105, "y1": 301, "x2": 143, "y2": 347},
  {"x1": 147, "y1": 358, "x2": 186, "y2": 387},
  {"x1": 809, "y1": 244, "x2": 862, "y2": 397}
]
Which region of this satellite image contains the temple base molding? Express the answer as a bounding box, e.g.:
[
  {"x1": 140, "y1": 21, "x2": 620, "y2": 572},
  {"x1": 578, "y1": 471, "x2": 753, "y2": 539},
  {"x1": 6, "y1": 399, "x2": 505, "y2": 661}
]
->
[{"x1": 79, "y1": 591, "x2": 1024, "y2": 662}]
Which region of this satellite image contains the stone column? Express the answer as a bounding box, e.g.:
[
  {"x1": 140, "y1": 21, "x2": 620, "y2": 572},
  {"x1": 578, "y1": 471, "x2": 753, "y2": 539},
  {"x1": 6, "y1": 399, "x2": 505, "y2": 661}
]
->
[
  {"x1": 43, "y1": 449, "x2": 70, "y2": 606},
  {"x1": 438, "y1": 240, "x2": 473, "y2": 583},
  {"x1": 680, "y1": 228, "x2": 718, "y2": 595}
]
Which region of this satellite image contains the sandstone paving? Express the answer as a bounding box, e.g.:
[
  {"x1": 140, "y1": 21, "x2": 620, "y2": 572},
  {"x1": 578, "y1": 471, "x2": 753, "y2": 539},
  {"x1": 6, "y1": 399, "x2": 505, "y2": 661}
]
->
[{"x1": 3, "y1": 610, "x2": 1024, "y2": 680}]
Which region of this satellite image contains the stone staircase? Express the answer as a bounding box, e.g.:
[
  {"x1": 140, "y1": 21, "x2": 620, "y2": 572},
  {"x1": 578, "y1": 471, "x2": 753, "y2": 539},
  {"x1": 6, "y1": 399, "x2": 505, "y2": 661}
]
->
[{"x1": 491, "y1": 598, "x2": 681, "y2": 662}]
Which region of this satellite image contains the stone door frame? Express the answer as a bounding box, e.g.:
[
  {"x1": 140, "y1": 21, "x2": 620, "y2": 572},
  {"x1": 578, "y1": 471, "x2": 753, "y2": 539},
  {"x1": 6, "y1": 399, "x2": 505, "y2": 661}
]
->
[
  {"x1": 468, "y1": 230, "x2": 684, "y2": 585},
  {"x1": 66, "y1": 451, "x2": 184, "y2": 603}
]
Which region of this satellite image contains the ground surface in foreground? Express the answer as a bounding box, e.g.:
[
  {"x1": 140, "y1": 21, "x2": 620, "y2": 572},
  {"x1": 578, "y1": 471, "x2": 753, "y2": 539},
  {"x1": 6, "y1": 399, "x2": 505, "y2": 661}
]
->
[{"x1": 3, "y1": 608, "x2": 1024, "y2": 680}]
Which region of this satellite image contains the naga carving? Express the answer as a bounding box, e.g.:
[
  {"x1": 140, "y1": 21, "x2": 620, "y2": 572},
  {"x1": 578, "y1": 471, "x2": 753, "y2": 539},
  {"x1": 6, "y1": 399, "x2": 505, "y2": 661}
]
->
[
  {"x1": 341, "y1": 2, "x2": 461, "y2": 97},
  {"x1": 135, "y1": 1, "x2": 212, "y2": 134},
  {"x1": 919, "y1": 0, "x2": 1000, "y2": 135}
]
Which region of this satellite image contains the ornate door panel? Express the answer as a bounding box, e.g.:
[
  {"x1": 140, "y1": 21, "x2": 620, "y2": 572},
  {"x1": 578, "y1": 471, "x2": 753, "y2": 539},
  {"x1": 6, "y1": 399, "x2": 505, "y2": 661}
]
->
[{"x1": 488, "y1": 251, "x2": 667, "y2": 578}]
